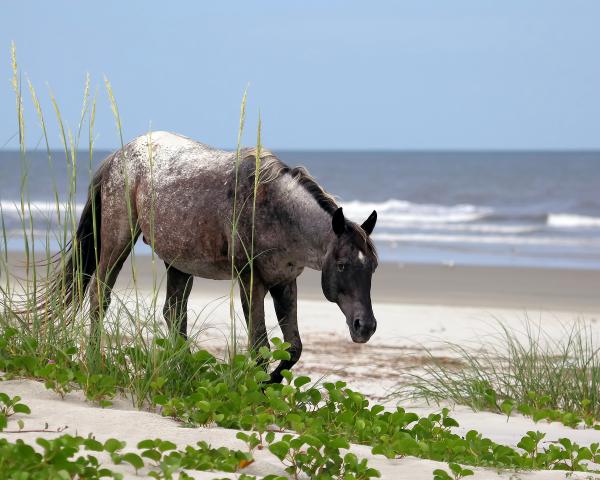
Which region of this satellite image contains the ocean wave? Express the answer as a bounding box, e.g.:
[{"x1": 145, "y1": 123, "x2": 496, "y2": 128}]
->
[
  {"x1": 342, "y1": 199, "x2": 600, "y2": 233},
  {"x1": 2, "y1": 198, "x2": 494, "y2": 226},
  {"x1": 548, "y1": 213, "x2": 600, "y2": 228},
  {"x1": 373, "y1": 221, "x2": 539, "y2": 234},
  {"x1": 342, "y1": 199, "x2": 492, "y2": 224},
  {"x1": 372, "y1": 232, "x2": 600, "y2": 247},
  {"x1": 2, "y1": 199, "x2": 600, "y2": 236},
  {"x1": 0, "y1": 200, "x2": 84, "y2": 219}
]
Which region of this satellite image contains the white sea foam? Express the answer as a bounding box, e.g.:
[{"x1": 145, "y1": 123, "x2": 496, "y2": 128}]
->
[
  {"x1": 342, "y1": 199, "x2": 492, "y2": 224},
  {"x1": 3, "y1": 198, "x2": 495, "y2": 227},
  {"x1": 372, "y1": 232, "x2": 600, "y2": 247},
  {"x1": 372, "y1": 221, "x2": 538, "y2": 234},
  {"x1": 0, "y1": 200, "x2": 84, "y2": 217},
  {"x1": 548, "y1": 213, "x2": 600, "y2": 228}
]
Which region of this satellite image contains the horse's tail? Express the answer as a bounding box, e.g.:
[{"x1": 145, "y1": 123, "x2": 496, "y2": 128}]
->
[{"x1": 27, "y1": 164, "x2": 106, "y2": 324}]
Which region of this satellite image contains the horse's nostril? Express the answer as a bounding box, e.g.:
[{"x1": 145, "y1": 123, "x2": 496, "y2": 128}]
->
[{"x1": 353, "y1": 318, "x2": 361, "y2": 331}]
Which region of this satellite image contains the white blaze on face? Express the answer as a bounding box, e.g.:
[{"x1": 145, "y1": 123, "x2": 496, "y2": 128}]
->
[{"x1": 357, "y1": 251, "x2": 366, "y2": 264}]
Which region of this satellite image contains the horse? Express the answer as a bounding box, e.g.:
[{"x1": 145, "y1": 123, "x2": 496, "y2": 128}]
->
[{"x1": 41, "y1": 131, "x2": 378, "y2": 383}]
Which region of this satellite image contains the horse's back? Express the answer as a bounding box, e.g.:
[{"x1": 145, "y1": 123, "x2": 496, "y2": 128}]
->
[
  {"x1": 108, "y1": 131, "x2": 238, "y2": 278},
  {"x1": 130, "y1": 131, "x2": 233, "y2": 174}
]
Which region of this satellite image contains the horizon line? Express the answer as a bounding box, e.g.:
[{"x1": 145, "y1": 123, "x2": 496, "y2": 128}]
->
[{"x1": 1, "y1": 147, "x2": 600, "y2": 154}]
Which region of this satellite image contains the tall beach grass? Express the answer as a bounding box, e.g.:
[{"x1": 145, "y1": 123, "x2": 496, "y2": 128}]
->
[
  {"x1": 398, "y1": 319, "x2": 600, "y2": 422},
  {"x1": 0, "y1": 44, "x2": 269, "y2": 408}
]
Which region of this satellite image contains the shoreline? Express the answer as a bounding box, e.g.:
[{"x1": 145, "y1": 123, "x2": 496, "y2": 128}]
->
[
  {"x1": 4, "y1": 251, "x2": 600, "y2": 312},
  {"x1": 298, "y1": 262, "x2": 600, "y2": 312}
]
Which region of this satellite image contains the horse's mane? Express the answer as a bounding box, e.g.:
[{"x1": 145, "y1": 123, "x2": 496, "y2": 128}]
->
[{"x1": 242, "y1": 148, "x2": 378, "y2": 263}]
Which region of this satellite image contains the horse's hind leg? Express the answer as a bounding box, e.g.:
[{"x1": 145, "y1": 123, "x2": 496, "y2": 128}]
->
[
  {"x1": 163, "y1": 264, "x2": 193, "y2": 338},
  {"x1": 88, "y1": 228, "x2": 138, "y2": 363}
]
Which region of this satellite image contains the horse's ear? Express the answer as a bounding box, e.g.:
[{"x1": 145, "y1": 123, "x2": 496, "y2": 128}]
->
[
  {"x1": 332, "y1": 207, "x2": 346, "y2": 236},
  {"x1": 361, "y1": 210, "x2": 377, "y2": 235}
]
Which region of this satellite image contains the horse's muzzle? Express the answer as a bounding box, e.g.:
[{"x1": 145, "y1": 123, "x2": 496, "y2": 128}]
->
[{"x1": 348, "y1": 317, "x2": 377, "y2": 343}]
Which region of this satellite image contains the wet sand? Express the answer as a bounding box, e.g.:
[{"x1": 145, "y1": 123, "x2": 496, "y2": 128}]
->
[
  {"x1": 5, "y1": 252, "x2": 599, "y2": 312},
  {"x1": 107, "y1": 255, "x2": 600, "y2": 312}
]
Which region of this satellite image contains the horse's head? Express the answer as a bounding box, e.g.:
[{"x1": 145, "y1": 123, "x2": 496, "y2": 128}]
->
[{"x1": 321, "y1": 207, "x2": 378, "y2": 343}]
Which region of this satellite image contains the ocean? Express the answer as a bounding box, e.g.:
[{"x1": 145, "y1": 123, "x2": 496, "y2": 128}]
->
[{"x1": 1, "y1": 150, "x2": 599, "y2": 270}]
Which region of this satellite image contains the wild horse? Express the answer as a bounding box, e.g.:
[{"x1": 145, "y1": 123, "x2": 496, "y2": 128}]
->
[{"x1": 42, "y1": 131, "x2": 378, "y2": 383}]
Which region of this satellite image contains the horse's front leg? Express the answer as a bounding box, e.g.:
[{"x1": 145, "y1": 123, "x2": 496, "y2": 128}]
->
[
  {"x1": 268, "y1": 279, "x2": 302, "y2": 384},
  {"x1": 239, "y1": 273, "x2": 269, "y2": 354},
  {"x1": 163, "y1": 264, "x2": 194, "y2": 339}
]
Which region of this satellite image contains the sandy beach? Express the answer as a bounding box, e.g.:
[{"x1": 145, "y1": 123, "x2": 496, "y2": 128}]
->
[
  {"x1": 110, "y1": 255, "x2": 600, "y2": 312},
  {"x1": 114, "y1": 255, "x2": 600, "y2": 396},
  {"x1": 144, "y1": 259, "x2": 599, "y2": 401},
  {"x1": 7, "y1": 252, "x2": 600, "y2": 311},
  {"x1": 5, "y1": 252, "x2": 600, "y2": 399},
  {"x1": 2, "y1": 253, "x2": 600, "y2": 478}
]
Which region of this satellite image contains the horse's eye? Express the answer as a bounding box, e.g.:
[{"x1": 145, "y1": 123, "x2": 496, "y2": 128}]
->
[{"x1": 336, "y1": 261, "x2": 346, "y2": 272}]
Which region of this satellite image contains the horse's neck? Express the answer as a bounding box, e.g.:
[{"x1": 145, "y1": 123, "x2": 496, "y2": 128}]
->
[{"x1": 273, "y1": 177, "x2": 333, "y2": 270}]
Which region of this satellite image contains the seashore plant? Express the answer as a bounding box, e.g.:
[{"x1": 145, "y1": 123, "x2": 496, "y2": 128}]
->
[
  {"x1": 432, "y1": 463, "x2": 474, "y2": 480},
  {"x1": 398, "y1": 320, "x2": 600, "y2": 430},
  {"x1": 0, "y1": 391, "x2": 30, "y2": 430},
  {"x1": 2, "y1": 346, "x2": 600, "y2": 477},
  {"x1": 0, "y1": 422, "x2": 256, "y2": 479}
]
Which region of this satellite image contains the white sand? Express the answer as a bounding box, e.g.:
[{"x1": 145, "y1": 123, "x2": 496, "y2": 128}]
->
[
  {"x1": 2, "y1": 290, "x2": 599, "y2": 479},
  {"x1": 182, "y1": 292, "x2": 600, "y2": 400},
  {"x1": 1, "y1": 377, "x2": 599, "y2": 479}
]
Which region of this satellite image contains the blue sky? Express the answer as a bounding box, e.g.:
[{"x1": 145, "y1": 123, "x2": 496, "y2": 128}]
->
[{"x1": 2, "y1": 1, "x2": 599, "y2": 150}]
